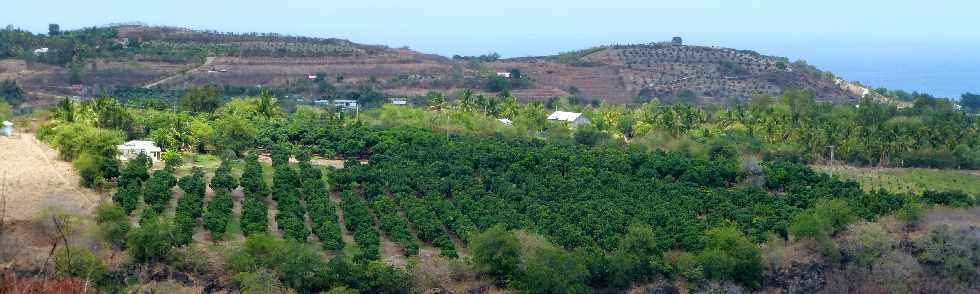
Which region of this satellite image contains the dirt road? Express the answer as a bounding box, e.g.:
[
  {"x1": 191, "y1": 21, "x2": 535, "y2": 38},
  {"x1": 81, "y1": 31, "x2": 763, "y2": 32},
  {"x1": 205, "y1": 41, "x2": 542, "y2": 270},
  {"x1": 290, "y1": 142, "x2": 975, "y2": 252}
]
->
[
  {"x1": 0, "y1": 133, "x2": 102, "y2": 222},
  {"x1": 143, "y1": 56, "x2": 215, "y2": 89}
]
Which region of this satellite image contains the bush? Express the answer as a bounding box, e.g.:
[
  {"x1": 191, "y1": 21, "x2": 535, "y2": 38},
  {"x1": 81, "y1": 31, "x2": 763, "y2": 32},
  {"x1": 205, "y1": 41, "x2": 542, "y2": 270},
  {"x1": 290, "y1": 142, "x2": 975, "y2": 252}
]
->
[
  {"x1": 53, "y1": 246, "x2": 107, "y2": 284},
  {"x1": 211, "y1": 160, "x2": 239, "y2": 191},
  {"x1": 162, "y1": 149, "x2": 182, "y2": 171},
  {"x1": 73, "y1": 153, "x2": 118, "y2": 190},
  {"x1": 697, "y1": 226, "x2": 762, "y2": 288},
  {"x1": 372, "y1": 196, "x2": 418, "y2": 256},
  {"x1": 605, "y1": 223, "x2": 665, "y2": 289},
  {"x1": 789, "y1": 198, "x2": 854, "y2": 239},
  {"x1": 242, "y1": 154, "x2": 269, "y2": 195},
  {"x1": 240, "y1": 193, "x2": 269, "y2": 236},
  {"x1": 127, "y1": 219, "x2": 174, "y2": 262},
  {"x1": 234, "y1": 269, "x2": 292, "y2": 294},
  {"x1": 118, "y1": 153, "x2": 151, "y2": 188},
  {"x1": 672, "y1": 252, "x2": 704, "y2": 282},
  {"x1": 470, "y1": 225, "x2": 520, "y2": 285},
  {"x1": 922, "y1": 190, "x2": 975, "y2": 208},
  {"x1": 915, "y1": 225, "x2": 980, "y2": 285},
  {"x1": 228, "y1": 235, "x2": 332, "y2": 292},
  {"x1": 341, "y1": 191, "x2": 379, "y2": 261},
  {"x1": 112, "y1": 182, "x2": 141, "y2": 214},
  {"x1": 203, "y1": 189, "x2": 234, "y2": 240},
  {"x1": 838, "y1": 222, "x2": 896, "y2": 267},
  {"x1": 94, "y1": 203, "x2": 130, "y2": 249},
  {"x1": 142, "y1": 170, "x2": 177, "y2": 212},
  {"x1": 517, "y1": 246, "x2": 589, "y2": 294}
]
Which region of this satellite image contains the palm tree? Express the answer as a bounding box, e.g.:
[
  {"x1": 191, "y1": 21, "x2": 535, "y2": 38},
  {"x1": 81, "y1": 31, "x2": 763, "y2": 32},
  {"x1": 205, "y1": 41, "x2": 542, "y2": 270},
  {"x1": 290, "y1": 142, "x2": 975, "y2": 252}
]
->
[
  {"x1": 456, "y1": 90, "x2": 477, "y2": 113},
  {"x1": 426, "y1": 91, "x2": 446, "y2": 111}
]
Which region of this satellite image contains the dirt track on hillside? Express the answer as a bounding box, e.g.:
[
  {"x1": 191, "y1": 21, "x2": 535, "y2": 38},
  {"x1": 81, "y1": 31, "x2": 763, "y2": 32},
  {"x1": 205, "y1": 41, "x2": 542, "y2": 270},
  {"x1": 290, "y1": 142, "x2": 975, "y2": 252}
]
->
[
  {"x1": 0, "y1": 133, "x2": 102, "y2": 222},
  {"x1": 143, "y1": 56, "x2": 214, "y2": 88}
]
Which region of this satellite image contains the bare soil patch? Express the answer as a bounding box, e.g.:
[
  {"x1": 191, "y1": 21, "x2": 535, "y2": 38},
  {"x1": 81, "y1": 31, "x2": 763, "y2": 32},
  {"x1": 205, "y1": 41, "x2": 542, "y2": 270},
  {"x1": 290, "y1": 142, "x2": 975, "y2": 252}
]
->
[{"x1": 0, "y1": 134, "x2": 103, "y2": 222}]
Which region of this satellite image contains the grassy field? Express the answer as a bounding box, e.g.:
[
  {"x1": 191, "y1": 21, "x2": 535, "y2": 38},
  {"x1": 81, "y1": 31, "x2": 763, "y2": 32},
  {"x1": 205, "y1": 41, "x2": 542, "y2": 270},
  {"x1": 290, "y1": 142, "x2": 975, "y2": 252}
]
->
[{"x1": 811, "y1": 165, "x2": 980, "y2": 195}]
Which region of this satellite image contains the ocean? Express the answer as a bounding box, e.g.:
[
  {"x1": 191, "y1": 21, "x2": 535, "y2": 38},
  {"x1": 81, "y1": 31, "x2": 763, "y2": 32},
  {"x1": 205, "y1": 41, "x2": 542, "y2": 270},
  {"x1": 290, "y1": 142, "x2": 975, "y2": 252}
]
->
[{"x1": 739, "y1": 40, "x2": 980, "y2": 100}]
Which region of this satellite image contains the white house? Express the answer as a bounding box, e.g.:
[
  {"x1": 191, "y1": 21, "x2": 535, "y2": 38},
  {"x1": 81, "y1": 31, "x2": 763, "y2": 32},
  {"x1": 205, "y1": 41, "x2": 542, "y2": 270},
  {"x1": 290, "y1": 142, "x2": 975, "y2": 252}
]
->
[
  {"x1": 2, "y1": 121, "x2": 13, "y2": 137},
  {"x1": 117, "y1": 140, "x2": 162, "y2": 162},
  {"x1": 33, "y1": 48, "x2": 49, "y2": 55},
  {"x1": 333, "y1": 99, "x2": 358, "y2": 111},
  {"x1": 498, "y1": 118, "x2": 513, "y2": 125},
  {"x1": 391, "y1": 98, "x2": 408, "y2": 106},
  {"x1": 547, "y1": 111, "x2": 589, "y2": 126},
  {"x1": 496, "y1": 72, "x2": 512, "y2": 78}
]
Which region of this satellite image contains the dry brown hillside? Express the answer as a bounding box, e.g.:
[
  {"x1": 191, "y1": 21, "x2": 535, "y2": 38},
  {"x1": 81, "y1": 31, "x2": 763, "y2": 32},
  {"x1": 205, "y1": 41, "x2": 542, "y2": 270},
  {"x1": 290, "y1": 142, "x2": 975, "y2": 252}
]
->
[{"x1": 3, "y1": 25, "x2": 859, "y2": 106}]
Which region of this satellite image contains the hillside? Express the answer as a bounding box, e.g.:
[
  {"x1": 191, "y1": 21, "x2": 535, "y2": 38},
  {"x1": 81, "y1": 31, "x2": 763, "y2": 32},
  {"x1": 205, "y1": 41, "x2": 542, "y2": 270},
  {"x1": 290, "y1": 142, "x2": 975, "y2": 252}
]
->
[{"x1": 1, "y1": 24, "x2": 860, "y2": 106}]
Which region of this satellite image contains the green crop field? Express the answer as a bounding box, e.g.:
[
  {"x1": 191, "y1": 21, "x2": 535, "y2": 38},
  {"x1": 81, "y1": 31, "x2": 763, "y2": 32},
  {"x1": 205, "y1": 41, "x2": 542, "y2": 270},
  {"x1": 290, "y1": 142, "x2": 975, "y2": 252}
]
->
[{"x1": 812, "y1": 165, "x2": 980, "y2": 195}]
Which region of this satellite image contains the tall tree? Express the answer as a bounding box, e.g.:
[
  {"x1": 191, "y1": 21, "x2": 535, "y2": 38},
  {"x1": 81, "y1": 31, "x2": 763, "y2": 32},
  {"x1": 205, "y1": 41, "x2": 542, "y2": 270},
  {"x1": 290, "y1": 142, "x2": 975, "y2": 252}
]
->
[
  {"x1": 48, "y1": 24, "x2": 60, "y2": 36},
  {"x1": 180, "y1": 85, "x2": 222, "y2": 113},
  {"x1": 0, "y1": 80, "x2": 25, "y2": 107}
]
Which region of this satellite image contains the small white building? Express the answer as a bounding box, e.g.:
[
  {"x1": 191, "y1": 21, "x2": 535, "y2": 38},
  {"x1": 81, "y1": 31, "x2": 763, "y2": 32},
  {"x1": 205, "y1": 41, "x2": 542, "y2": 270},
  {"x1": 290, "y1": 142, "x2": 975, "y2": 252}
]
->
[
  {"x1": 498, "y1": 118, "x2": 513, "y2": 125},
  {"x1": 2, "y1": 121, "x2": 13, "y2": 137},
  {"x1": 117, "y1": 140, "x2": 162, "y2": 162},
  {"x1": 547, "y1": 111, "x2": 589, "y2": 126},
  {"x1": 333, "y1": 99, "x2": 358, "y2": 111},
  {"x1": 33, "y1": 48, "x2": 49, "y2": 55},
  {"x1": 391, "y1": 98, "x2": 408, "y2": 106},
  {"x1": 496, "y1": 72, "x2": 512, "y2": 78}
]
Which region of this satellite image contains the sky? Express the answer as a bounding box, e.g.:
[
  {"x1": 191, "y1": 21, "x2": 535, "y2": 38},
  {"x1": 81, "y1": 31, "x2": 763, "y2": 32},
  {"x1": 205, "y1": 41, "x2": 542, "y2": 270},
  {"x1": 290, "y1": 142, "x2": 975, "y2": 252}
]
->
[{"x1": 4, "y1": 0, "x2": 979, "y2": 98}]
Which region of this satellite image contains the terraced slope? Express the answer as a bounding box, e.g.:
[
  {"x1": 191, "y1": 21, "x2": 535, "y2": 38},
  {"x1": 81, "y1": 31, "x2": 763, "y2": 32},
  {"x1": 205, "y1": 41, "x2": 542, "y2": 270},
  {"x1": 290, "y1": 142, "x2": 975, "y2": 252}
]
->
[{"x1": 5, "y1": 25, "x2": 860, "y2": 106}]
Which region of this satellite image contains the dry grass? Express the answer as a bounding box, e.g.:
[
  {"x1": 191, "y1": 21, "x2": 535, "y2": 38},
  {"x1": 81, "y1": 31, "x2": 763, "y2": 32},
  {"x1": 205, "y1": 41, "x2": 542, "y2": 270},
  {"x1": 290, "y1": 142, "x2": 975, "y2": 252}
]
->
[
  {"x1": 0, "y1": 133, "x2": 103, "y2": 222},
  {"x1": 812, "y1": 165, "x2": 980, "y2": 195}
]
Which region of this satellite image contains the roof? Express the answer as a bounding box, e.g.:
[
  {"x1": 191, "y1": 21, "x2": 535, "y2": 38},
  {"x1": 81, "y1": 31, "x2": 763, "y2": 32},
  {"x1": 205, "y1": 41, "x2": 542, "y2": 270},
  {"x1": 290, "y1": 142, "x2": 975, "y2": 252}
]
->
[
  {"x1": 118, "y1": 140, "x2": 161, "y2": 152},
  {"x1": 547, "y1": 111, "x2": 584, "y2": 122},
  {"x1": 498, "y1": 118, "x2": 513, "y2": 125},
  {"x1": 392, "y1": 100, "x2": 408, "y2": 105}
]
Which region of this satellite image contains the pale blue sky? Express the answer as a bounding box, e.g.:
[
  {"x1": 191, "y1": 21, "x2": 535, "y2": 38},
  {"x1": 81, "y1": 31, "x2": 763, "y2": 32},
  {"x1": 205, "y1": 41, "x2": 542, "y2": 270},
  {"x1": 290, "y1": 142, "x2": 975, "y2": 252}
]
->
[{"x1": 5, "y1": 0, "x2": 979, "y2": 97}]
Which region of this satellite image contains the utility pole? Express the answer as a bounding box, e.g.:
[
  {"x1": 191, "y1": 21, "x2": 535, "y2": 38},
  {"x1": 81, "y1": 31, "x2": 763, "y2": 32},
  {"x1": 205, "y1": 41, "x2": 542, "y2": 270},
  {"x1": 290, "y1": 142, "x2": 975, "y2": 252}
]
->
[{"x1": 826, "y1": 145, "x2": 836, "y2": 177}]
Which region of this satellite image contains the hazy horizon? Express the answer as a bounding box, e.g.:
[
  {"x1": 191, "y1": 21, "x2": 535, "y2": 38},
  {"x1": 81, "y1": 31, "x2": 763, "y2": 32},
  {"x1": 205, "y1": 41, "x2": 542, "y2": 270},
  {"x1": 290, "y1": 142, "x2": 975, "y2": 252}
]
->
[{"x1": 5, "y1": 0, "x2": 979, "y2": 99}]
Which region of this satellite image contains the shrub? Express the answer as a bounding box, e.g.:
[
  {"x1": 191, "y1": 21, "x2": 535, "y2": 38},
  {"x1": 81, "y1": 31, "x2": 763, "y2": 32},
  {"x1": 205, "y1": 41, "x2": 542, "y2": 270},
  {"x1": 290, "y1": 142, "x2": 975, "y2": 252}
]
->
[
  {"x1": 242, "y1": 154, "x2": 269, "y2": 195},
  {"x1": 922, "y1": 190, "x2": 975, "y2": 208},
  {"x1": 127, "y1": 219, "x2": 174, "y2": 262},
  {"x1": 112, "y1": 182, "x2": 141, "y2": 214},
  {"x1": 211, "y1": 160, "x2": 239, "y2": 191},
  {"x1": 73, "y1": 153, "x2": 118, "y2": 190},
  {"x1": 915, "y1": 225, "x2": 980, "y2": 285},
  {"x1": 94, "y1": 203, "x2": 130, "y2": 249},
  {"x1": 697, "y1": 226, "x2": 762, "y2": 288},
  {"x1": 234, "y1": 269, "x2": 292, "y2": 294},
  {"x1": 161, "y1": 149, "x2": 182, "y2": 171},
  {"x1": 838, "y1": 222, "x2": 896, "y2": 268},
  {"x1": 228, "y1": 235, "x2": 333, "y2": 292},
  {"x1": 517, "y1": 246, "x2": 589, "y2": 294},
  {"x1": 118, "y1": 153, "x2": 151, "y2": 188},
  {"x1": 142, "y1": 170, "x2": 177, "y2": 212},
  {"x1": 470, "y1": 225, "x2": 520, "y2": 285},
  {"x1": 240, "y1": 193, "x2": 269, "y2": 236},
  {"x1": 789, "y1": 198, "x2": 854, "y2": 239},
  {"x1": 203, "y1": 189, "x2": 234, "y2": 240},
  {"x1": 673, "y1": 252, "x2": 705, "y2": 282},
  {"x1": 53, "y1": 246, "x2": 107, "y2": 284},
  {"x1": 372, "y1": 196, "x2": 418, "y2": 256}
]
